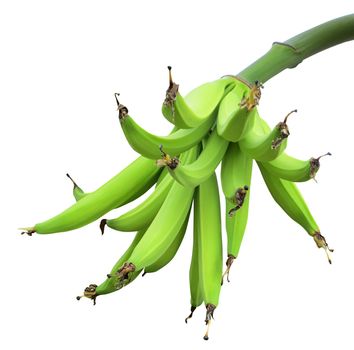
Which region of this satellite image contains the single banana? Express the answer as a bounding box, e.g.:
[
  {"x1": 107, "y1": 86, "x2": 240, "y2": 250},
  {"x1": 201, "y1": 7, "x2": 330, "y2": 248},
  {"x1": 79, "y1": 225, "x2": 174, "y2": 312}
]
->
[
  {"x1": 220, "y1": 142, "x2": 253, "y2": 281},
  {"x1": 239, "y1": 109, "x2": 297, "y2": 161},
  {"x1": 77, "y1": 228, "x2": 146, "y2": 304},
  {"x1": 162, "y1": 66, "x2": 235, "y2": 128},
  {"x1": 258, "y1": 162, "x2": 333, "y2": 263},
  {"x1": 185, "y1": 195, "x2": 203, "y2": 323},
  {"x1": 261, "y1": 151, "x2": 332, "y2": 182},
  {"x1": 108, "y1": 146, "x2": 198, "y2": 282},
  {"x1": 195, "y1": 173, "x2": 223, "y2": 341},
  {"x1": 117, "y1": 93, "x2": 214, "y2": 159},
  {"x1": 216, "y1": 78, "x2": 262, "y2": 142},
  {"x1": 20, "y1": 157, "x2": 161, "y2": 235},
  {"x1": 66, "y1": 173, "x2": 87, "y2": 201},
  {"x1": 143, "y1": 208, "x2": 191, "y2": 275},
  {"x1": 102, "y1": 149, "x2": 193, "y2": 233},
  {"x1": 162, "y1": 127, "x2": 229, "y2": 188}
]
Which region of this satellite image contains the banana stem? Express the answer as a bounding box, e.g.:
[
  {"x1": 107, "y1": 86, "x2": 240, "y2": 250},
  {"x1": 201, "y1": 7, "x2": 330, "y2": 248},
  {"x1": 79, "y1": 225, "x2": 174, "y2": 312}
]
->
[
  {"x1": 237, "y1": 15, "x2": 354, "y2": 84},
  {"x1": 313, "y1": 232, "x2": 334, "y2": 264},
  {"x1": 317, "y1": 152, "x2": 332, "y2": 160},
  {"x1": 164, "y1": 66, "x2": 179, "y2": 112},
  {"x1": 310, "y1": 152, "x2": 332, "y2": 180},
  {"x1": 221, "y1": 255, "x2": 235, "y2": 285},
  {"x1": 185, "y1": 305, "x2": 197, "y2": 323},
  {"x1": 204, "y1": 320, "x2": 211, "y2": 341},
  {"x1": 99, "y1": 219, "x2": 107, "y2": 235},
  {"x1": 20, "y1": 227, "x2": 36, "y2": 236},
  {"x1": 203, "y1": 304, "x2": 216, "y2": 340},
  {"x1": 77, "y1": 284, "x2": 98, "y2": 305},
  {"x1": 66, "y1": 173, "x2": 79, "y2": 188},
  {"x1": 156, "y1": 145, "x2": 179, "y2": 169},
  {"x1": 283, "y1": 109, "x2": 297, "y2": 124},
  {"x1": 114, "y1": 93, "x2": 129, "y2": 120},
  {"x1": 167, "y1": 66, "x2": 173, "y2": 88}
]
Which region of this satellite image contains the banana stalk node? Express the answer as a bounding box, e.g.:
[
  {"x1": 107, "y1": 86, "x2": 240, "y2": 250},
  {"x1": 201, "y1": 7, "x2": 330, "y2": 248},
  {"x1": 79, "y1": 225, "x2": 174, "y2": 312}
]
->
[
  {"x1": 163, "y1": 66, "x2": 179, "y2": 118},
  {"x1": 203, "y1": 304, "x2": 216, "y2": 341},
  {"x1": 114, "y1": 93, "x2": 129, "y2": 120},
  {"x1": 184, "y1": 306, "x2": 197, "y2": 324},
  {"x1": 221, "y1": 255, "x2": 236, "y2": 285},
  {"x1": 239, "y1": 80, "x2": 263, "y2": 111},
  {"x1": 313, "y1": 232, "x2": 334, "y2": 264},
  {"x1": 76, "y1": 284, "x2": 98, "y2": 305},
  {"x1": 229, "y1": 186, "x2": 249, "y2": 217},
  {"x1": 309, "y1": 152, "x2": 332, "y2": 181},
  {"x1": 156, "y1": 145, "x2": 179, "y2": 169},
  {"x1": 271, "y1": 109, "x2": 297, "y2": 149}
]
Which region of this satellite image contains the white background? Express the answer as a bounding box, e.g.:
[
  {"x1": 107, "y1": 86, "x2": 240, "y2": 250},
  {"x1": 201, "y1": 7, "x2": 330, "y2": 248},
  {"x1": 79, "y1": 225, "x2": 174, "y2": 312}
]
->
[{"x1": 1, "y1": 1, "x2": 354, "y2": 349}]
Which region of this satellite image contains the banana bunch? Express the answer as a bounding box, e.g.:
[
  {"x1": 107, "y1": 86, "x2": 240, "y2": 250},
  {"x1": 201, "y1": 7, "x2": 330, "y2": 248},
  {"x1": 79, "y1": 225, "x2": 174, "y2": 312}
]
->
[{"x1": 21, "y1": 68, "x2": 333, "y2": 340}]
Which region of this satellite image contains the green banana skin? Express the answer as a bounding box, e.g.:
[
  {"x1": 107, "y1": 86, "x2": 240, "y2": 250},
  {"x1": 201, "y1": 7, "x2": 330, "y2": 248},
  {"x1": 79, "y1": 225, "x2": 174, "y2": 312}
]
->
[
  {"x1": 258, "y1": 162, "x2": 333, "y2": 263},
  {"x1": 221, "y1": 142, "x2": 253, "y2": 199},
  {"x1": 195, "y1": 173, "x2": 223, "y2": 340},
  {"x1": 143, "y1": 207, "x2": 191, "y2": 274},
  {"x1": 21, "y1": 157, "x2": 161, "y2": 235},
  {"x1": 77, "y1": 229, "x2": 146, "y2": 304},
  {"x1": 112, "y1": 146, "x2": 198, "y2": 278},
  {"x1": 103, "y1": 149, "x2": 193, "y2": 233},
  {"x1": 239, "y1": 110, "x2": 296, "y2": 161},
  {"x1": 103, "y1": 172, "x2": 174, "y2": 232},
  {"x1": 221, "y1": 142, "x2": 253, "y2": 281},
  {"x1": 166, "y1": 127, "x2": 229, "y2": 188},
  {"x1": 162, "y1": 66, "x2": 235, "y2": 128},
  {"x1": 155, "y1": 167, "x2": 168, "y2": 187},
  {"x1": 119, "y1": 108, "x2": 214, "y2": 159},
  {"x1": 216, "y1": 79, "x2": 257, "y2": 142},
  {"x1": 261, "y1": 151, "x2": 332, "y2": 182},
  {"x1": 185, "y1": 194, "x2": 204, "y2": 323},
  {"x1": 67, "y1": 168, "x2": 158, "y2": 213}
]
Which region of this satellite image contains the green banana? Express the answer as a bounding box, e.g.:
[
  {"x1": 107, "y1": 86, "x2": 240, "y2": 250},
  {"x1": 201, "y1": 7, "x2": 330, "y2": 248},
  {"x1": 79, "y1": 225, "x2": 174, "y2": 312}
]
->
[
  {"x1": 108, "y1": 146, "x2": 198, "y2": 282},
  {"x1": 258, "y1": 162, "x2": 333, "y2": 263},
  {"x1": 66, "y1": 173, "x2": 87, "y2": 201},
  {"x1": 239, "y1": 109, "x2": 297, "y2": 161},
  {"x1": 195, "y1": 173, "x2": 223, "y2": 341},
  {"x1": 261, "y1": 151, "x2": 332, "y2": 182},
  {"x1": 102, "y1": 149, "x2": 193, "y2": 233},
  {"x1": 116, "y1": 93, "x2": 214, "y2": 159},
  {"x1": 216, "y1": 79, "x2": 262, "y2": 142},
  {"x1": 77, "y1": 229, "x2": 146, "y2": 304},
  {"x1": 221, "y1": 142, "x2": 253, "y2": 281},
  {"x1": 100, "y1": 166, "x2": 172, "y2": 232},
  {"x1": 163, "y1": 127, "x2": 229, "y2": 188},
  {"x1": 155, "y1": 167, "x2": 168, "y2": 187},
  {"x1": 162, "y1": 66, "x2": 235, "y2": 128},
  {"x1": 185, "y1": 195, "x2": 203, "y2": 323},
  {"x1": 20, "y1": 157, "x2": 161, "y2": 235},
  {"x1": 143, "y1": 208, "x2": 191, "y2": 275}
]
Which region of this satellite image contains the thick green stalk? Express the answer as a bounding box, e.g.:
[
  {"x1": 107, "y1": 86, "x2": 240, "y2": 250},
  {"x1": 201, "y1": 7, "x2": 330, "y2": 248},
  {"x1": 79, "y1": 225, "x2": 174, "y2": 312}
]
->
[{"x1": 238, "y1": 14, "x2": 354, "y2": 84}]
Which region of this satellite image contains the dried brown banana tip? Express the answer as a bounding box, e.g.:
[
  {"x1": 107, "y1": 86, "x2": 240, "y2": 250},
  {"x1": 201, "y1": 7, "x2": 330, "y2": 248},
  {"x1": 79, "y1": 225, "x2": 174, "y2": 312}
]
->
[{"x1": 313, "y1": 232, "x2": 334, "y2": 264}]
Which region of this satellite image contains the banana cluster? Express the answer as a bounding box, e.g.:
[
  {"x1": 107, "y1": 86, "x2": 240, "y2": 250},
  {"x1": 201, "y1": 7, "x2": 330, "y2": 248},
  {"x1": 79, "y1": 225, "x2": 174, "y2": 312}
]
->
[{"x1": 21, "y1": 68, "x2": 333, "y2": 340}]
